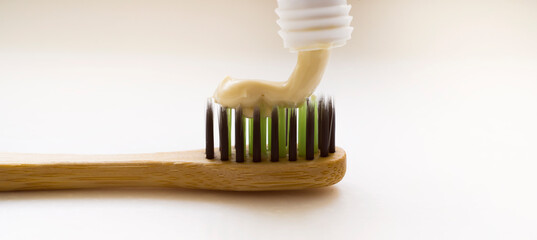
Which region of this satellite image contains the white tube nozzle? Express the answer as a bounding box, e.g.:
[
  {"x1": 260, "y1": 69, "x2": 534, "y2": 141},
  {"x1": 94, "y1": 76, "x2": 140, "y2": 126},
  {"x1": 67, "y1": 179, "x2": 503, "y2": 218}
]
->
[{"x1": 276, "y1": 0, "x2": 353, "y2": 52}]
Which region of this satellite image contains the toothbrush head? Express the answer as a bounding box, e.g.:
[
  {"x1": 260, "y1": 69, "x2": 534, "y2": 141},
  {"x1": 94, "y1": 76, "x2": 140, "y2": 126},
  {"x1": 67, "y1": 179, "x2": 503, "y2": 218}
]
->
[
  {"x1": 206, "y1": 96, "x2": 338, "y2": 163},
  {"x1": 202, "y1": 96, "x2": 346, "y2": 190}
]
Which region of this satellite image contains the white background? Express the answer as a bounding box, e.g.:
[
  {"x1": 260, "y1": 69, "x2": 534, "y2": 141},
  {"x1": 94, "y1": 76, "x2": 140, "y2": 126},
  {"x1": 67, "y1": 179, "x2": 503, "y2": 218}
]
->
[{"x1": 1, "y1": 0, "x2": 536, "y2": 239}]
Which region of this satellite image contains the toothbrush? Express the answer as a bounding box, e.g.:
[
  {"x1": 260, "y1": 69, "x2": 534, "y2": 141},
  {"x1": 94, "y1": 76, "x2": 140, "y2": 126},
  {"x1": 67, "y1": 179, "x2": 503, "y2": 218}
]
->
[
  {"x1": 0, "y1": 0, "x2": 352, "y2": 191},
  {"x1": 0, "y1": 97, "x2": 344, "y2": 191}
]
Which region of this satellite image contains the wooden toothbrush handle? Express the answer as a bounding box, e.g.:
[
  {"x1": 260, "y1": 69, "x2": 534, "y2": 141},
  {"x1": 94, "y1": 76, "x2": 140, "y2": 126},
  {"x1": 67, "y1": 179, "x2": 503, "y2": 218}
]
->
[{"x1": 0, "y1": 148, "x2": 346, "y2": 191}]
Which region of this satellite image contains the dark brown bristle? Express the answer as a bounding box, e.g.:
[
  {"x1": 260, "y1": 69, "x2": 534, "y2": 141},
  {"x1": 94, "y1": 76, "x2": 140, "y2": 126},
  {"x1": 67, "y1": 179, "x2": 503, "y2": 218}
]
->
[
  {"x1": 219, "y1": 107, "x2": 229, "y2": 161},
  {"x1": 205, "y1": 100, "x2": 214, "y2": 159},
  {"x1": 318, "y1": 96, "x2": 324, "y2": 151},
  {"x1": 306, "y1": 100, "x2": 315, "y2": 160},
  {"x1": 329, "y1": 98, "x2": 336, "y2": 153},
  {"x1": 288, "y1": 108, "x2": 297, "y2": 161},
  {"x1": 319, "y1": 98, "x2": 330, "y2": 157},
  {"x1": 271, "y1": 107, "x2": 279, "y2": 162},
  {"x1": 253, "y1": 108, "x2": 261, "y2": 162},
  {"x1": 235, "y1": 107, "x2": 244, "y2": 163}
]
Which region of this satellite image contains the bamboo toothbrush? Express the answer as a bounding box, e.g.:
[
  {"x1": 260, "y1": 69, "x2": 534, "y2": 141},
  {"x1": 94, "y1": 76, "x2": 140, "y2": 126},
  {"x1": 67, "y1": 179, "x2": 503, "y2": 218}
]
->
[
  {"x1": 0, "y1": 0, "x2": 352, "y2": 191},
  {"x1": 0, "y1": 149, "x2": 346, "y2": 191},
  {"x1": 0, "y1": 97, "x2": 345, "y2": 191}
]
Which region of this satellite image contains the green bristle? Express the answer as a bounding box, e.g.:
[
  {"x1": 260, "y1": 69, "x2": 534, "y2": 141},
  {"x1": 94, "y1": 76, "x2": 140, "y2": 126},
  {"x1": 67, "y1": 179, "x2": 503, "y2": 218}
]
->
[
  {"x1": 278, "y1": 107, "x2": 286, "y2": 158},
  {"x1": 261, "y1": 116, "x2": 267, "y2": 158},
  {"x1": 286, "y1": 108, "x2": 291, "y2": 148},
  {"x1": 298, "y1": 101, "x2": 307, "y2": 157},
  {"x1": 312, "y1": 95, "x2": 319, "y2": 153},
  {"x1": 227, "y1": 108, "x2": 232, "y2": 156},
  {"x1": 268, "y1": 117, "x2": 271, "y2": 151},
  {"x1": 248, "y1": 118, "x2": 253, "y2": 156}
]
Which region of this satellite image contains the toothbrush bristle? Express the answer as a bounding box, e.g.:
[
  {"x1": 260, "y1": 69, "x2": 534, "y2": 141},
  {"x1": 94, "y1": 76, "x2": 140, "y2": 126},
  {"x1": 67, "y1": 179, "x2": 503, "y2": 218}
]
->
[
  {"x1": 329, "y1": 97, "x2": 336, "y2": 153},
  {"x1": 205, "y1": 99, "x2": 214, "y2": 159},
  {"x1": 219, "y1": 106, "x2": 229, "y2": 161},
  {"x1": 306, "y1": 99, "x2": 315, "y2": 160},
  {"x1": 318, "y1": 96, "x2": 324, "y2": 152},
  {"x1": 270, "y1": 107, "x2": 279, "y2": 162},
  {"x1": 319, "y1": 97, "x2": 330, "y2": 157},
  {"x1": 288, "y1": 108, "x2": 297, "y2": 161},
  {"x1": 206, "y1": 96, "x2": 336, "y2": 162},
  {"x1": 235, "y1": 107, "x2": 245, "y2": 163},
  {"x1": 285, "y1": 108, "x2": 289, "y2": 146},
  {"x1": 253, "y1": 108, "x2": 262, "y2": 162}
]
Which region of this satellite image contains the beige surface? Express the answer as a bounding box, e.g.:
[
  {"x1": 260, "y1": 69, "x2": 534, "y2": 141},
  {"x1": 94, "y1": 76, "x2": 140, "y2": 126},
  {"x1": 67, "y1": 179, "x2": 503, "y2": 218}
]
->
[
  {"x1": 0, "y1": 148, "x2": 346, "y2": 191},
  {"x1": 1, "y1": 0, "x2": 537, "y2": 240}
]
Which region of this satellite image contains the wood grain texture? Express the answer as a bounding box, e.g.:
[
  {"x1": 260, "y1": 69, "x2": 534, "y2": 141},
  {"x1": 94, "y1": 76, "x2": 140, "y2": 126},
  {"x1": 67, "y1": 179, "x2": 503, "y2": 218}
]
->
[{"x1": 0, "y1": 147, "x2": 346, "y2": 191}]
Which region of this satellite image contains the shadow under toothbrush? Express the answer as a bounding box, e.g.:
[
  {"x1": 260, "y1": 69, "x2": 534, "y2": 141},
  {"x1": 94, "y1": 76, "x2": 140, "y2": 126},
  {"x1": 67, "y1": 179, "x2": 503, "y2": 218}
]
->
[{"x1": 0, "y1": 186, "x2": 341, "y2": 214}]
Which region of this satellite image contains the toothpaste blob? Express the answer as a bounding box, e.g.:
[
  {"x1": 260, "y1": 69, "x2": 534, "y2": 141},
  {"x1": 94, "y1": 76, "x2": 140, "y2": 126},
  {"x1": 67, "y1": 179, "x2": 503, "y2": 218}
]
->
[
  {"x1": 213, "y1": 0, "x2": 352, "y2": 116},
  {"x1": 214, "y1": 49, "x2": 329, "y2": 116}
]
